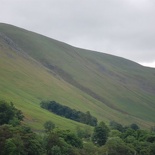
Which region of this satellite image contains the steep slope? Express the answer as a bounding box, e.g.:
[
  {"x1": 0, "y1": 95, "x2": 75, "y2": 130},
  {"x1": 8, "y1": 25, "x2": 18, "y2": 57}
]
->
[
  {"x1": 0, "y1": 23, "x2": 155, "y2": 129},
  {"x1": 0, "y1": 34, "x2": 94, "y2": 130}
]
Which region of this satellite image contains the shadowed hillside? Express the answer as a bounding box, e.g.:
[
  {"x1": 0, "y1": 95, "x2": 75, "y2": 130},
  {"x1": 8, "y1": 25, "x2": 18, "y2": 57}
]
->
[{"x1": 0, "y1": 23, "x2": 155, "y2": 129}]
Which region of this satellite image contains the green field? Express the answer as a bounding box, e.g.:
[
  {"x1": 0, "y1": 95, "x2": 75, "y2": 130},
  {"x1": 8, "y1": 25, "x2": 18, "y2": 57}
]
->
[{"x1": 0, "y1": 23, "x2": 155, "y2": 130}]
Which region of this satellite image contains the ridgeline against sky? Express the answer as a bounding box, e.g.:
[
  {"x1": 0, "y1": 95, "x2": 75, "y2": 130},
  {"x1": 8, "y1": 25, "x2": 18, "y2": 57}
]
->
[{"x1": 0, "y1": 0, "x2": 155, "y2": 67}]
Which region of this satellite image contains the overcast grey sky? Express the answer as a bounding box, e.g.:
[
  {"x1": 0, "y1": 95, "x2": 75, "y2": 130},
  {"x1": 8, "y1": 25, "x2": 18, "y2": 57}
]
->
[{"x1": 0, "y1": 0, "x2": 155, "y2": 67}]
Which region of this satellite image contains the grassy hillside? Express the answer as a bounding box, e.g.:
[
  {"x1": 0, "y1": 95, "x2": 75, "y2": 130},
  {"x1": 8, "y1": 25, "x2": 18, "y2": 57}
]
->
[{"x1": 0, "y1": 23, "x2": 155, "y2": 129}]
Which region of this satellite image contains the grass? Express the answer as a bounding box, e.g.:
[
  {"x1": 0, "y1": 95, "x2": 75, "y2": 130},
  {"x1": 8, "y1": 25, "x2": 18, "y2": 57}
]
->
[{"x1": 0, "y1": 23, "x2": 155, "y2": 130}]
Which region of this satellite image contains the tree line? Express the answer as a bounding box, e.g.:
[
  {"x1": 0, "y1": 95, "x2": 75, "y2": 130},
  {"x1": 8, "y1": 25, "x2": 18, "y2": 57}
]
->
[
  {"x1": 0, "y1": 100, "x2": 83, "y2": 155},
  {"x1": 40, "y1": 100, "x2": 97, "y2": 126},
  {"x1": 1, "y1": 100, "x2": 155, "y2": 155}
]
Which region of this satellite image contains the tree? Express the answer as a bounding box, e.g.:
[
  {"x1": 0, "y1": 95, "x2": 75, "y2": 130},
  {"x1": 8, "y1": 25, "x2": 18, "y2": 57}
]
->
[
  {"x1": 109, "y1": 121, "x2": 124, "y2": 132},
  {"x1": 4, "y1": 138, "x2": 18, "y2": 155},
  {"x1": 44, "y1": 120, "x2": 55, "y2": 133},
  {"x1": 0, "y1": 124, "x2": 43, "y2": 155},
  {"x1": 56, "y1": 129, "x2": 83, "y2": 148},
  {"x1": 83, "y1": 142, "x2": 100, "y2": 155},
  {"x1": 0, "y1": 100, "x2": 23, "y2": 126},
  {"x1": 4, "y1": 136, "x2": 24, "y2": 155},
  {"x1": 40, "y1": 101, "x2": 97, "y2": 126},
  {"x1": 146, "y1": 135, "x2": 155, "y2": 143},
  {"x1": 0, "y1": 101, "x2": 15, "y2": 125},
  {"x1": 150, "y1": 143, "x2": 155, "y2": 155},
  {"x1": 76, "y1": 125, "x2": 92, "y2": 139},
  {"x1": 51, "y1": 145, "x2": 62, "y2": 155},
  {"x1": 45, "y1": 131, "x2": 81, "y2": 155},
  {"x1": 130, "y1": 123, "x2": 139, "y2": 130},
  {"x1": 92, "y1": 121, "x2": 109, "y2": 146},
  {"x1": 105, "y1": 137, "x2": 135, "y2": 155},
  {"x1": 121, "y1": 128, "x2": 136, "y2": 141},
  {"x1": 109, "y1": 129, "x2": 121, "y2": 138}
]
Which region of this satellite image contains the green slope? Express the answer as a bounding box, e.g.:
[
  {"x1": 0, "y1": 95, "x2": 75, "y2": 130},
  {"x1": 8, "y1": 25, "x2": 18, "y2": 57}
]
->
[{"x1": 0, "y1": 23, "x2": 155, "y2": 129}]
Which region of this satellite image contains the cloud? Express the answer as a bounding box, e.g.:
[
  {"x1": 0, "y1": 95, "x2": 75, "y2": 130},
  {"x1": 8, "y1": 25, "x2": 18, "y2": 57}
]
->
[{"x1": 0, "y1": 0, "x2": 155, "y2": 64}]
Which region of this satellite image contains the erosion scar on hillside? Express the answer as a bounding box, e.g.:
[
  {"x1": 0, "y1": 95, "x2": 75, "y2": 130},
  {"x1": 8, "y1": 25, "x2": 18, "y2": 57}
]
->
[{"x1": 43, "y1": 62, "x2": 129, "y2": 115}]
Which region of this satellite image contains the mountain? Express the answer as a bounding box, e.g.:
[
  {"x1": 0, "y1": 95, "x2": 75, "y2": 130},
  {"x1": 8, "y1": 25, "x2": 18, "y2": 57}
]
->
[{"x1": 0, "y1": 23, "x2": 155, "y2": 130}]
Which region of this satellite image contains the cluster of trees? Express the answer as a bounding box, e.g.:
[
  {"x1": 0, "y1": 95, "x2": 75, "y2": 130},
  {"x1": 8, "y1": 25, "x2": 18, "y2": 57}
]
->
[
  {"x1": 0, "y1": 100, "x2": 84, "y2": 155},
  {"x1": 0, "y1": 125, "x2": 44, "y2": 155},
  {"x1": 90, "y1": 121, "x2": 155, "y2": 155},
  {"x1": 42, "y1": 120, "x2": 155, "y2": 155},
  {"x1": 44, "y1": 127, "x2": 83, "y2": 155},
  {"x1": 0, "y1": 100, "x2": 24, "y2": 126},
  {"x1": 1, "y1": 100, "x2": 155, "y2": 155},
  {"x1": 75, "y1": 120, "x2": 155, "y2": 155},
  {"x1": 40, "y1": 100, "x2": 97, "y2": 126},
  {"x1": 0, "y1": 100, "x2": 43, "y2": 155}
]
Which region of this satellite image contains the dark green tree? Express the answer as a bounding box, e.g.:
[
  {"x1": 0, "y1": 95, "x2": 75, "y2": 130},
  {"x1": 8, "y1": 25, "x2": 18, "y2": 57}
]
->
[
  {"x1": 50, "y1": 145, "x2": 62, "y2": 155},
  {"x1": 56, "y1": 129, "x2": 83, "y2": 148},
  {"x1": 105, "y1": 137, "x2": 135, "y2": 155},
  {"x1": 146, "y1": 133, "x2": 155, "y2": 143},
  {"x1": 150, "y1": 143, "x2": 155, "y2": 155},
  {"x1": 109, "y1": 121, "x2": 124, "y2": 132},
  {"x1": 40, "y1": 101, "x2": 97, "y2": 126},
  {"x1": 0, "y1": 124, "x2": 43, "y2": 155},
  {"x1": 92, "y1": 121, "x2": 109, "y2": 146},
  {"x1": 76, "y1": 125, "x2": 92, "y2": 139},
  {"x1": 0, "y1": 100, "x2": 24, "y2": 126},
  {"x1": 44, "y1": 120, "x2": 55, "y2": 133},
  {"x1": 4, "y1": 136, "x2": 24, "y2": 155},
  {"x1": 130, "y1": 123, "x2": 140, "y2": 130},
  {"x1": 109, "y1": 129, "x2": 121, "y2": 138},
  {"x1": 45, "y1": 131, "x2": 79, "y2": 155}
]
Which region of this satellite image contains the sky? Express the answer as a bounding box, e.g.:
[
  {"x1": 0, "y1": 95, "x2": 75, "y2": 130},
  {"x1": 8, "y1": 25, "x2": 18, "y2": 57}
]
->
[{"x1": 0, "y1": 0, "x2": 155, "y2": 67}]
